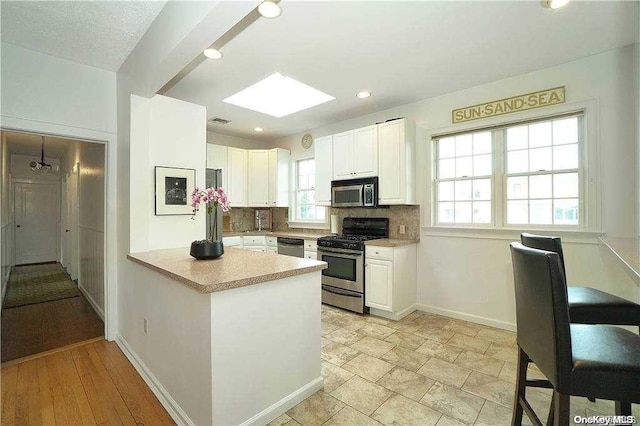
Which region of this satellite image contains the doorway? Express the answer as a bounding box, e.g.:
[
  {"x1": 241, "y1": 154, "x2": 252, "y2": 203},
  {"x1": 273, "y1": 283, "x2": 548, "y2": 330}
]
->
[
  {"x1": 13, "y1": 180, "x2": 60, "y2": 265},
  {"x1": 0, "y1": 131, "x2": 106, "y2": 363}
]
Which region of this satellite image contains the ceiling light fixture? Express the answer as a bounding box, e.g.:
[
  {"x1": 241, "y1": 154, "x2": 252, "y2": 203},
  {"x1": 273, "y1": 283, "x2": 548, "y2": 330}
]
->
[
  {"x1": 258, "y1": 1, "x2": 281, "y2": 18},
  {"x1": 356, "y1": 91, "x2": 372, "y2": 99},
  {"x1": 254, "y1": 127, "x2": 264, "y2": 132},
  {"x1": 204, "y1": 48, "x2": 223, "y2": 60},
  {"x1": 541, "y1": 0, "x2": 570, "y2": 9},
  {"x1": 223, "y1": 72, "x2": 335, "y2": 118},
  {"x1": 29, "y1": 136, "x2": 54, "y2": 172}
]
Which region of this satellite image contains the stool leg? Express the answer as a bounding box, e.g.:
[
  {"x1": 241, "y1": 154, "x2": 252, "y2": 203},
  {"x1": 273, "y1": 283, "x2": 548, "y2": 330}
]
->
[
  {"x1": 511, "y1": 347, "x2": 528, "y2": 426},
  {"x1": 553, "y1": 392, "x2": 569, "y2": 426},
  {"x1": 615, "y1": 401, "x2": 631, "y2": 415},
  {"x1": 547, "y1": 393, "x2": 555, "y2": 425}
]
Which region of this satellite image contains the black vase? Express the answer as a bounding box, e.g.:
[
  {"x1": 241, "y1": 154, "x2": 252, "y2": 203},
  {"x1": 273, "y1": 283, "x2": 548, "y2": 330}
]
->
[{"x1": 190, "y1": 240, "x2": 224, "y2": 260}]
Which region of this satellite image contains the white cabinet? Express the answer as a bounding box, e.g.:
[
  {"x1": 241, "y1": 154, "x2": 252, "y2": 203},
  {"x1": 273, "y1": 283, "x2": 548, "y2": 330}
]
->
[
  {"x1": 378, "y1": 119, "x2": 416, "y2": 205},
  {"x1": 247, "y1": 150, "x2": 270, "y2": 207},
  {"x1": 366, "y1": 259, "x2": 393, "y2": 311},
  {"x1": 304, "y1": 250, "x2": 317, "y2": 260},
  {"x1": 222, "y1": 236, "x2": 242, "y2": 247},
  {"x1": 266, "y1": 247, "x2": 278, "y2": 254},
  {"x1": 206, "y1": 144, "x2": 228, "y2": 191},
  {"x1": 314, "y1": 136, "x2": 333, "y2": 206},
  {"x1": 365, "y1": 243, "x2": 417, "y2": 320},
  {"x1": 242, "y1": 236, "x2": 266, "y2": 247},
  {"x1": 332, "y1": 125, "x2": 378, "y2": 180},
  {"x1": 266, "y1": 236, "x2": 278, "y2": 247},
  {"x1": 268, "y1": 148, "x2": 290, "y2": 207},
  {"x1": 332, "y1": 131, "x2": 354, "y2": 180},
  {"x1": 227, "y1": 147, "x2": 248, "y2": 207}
]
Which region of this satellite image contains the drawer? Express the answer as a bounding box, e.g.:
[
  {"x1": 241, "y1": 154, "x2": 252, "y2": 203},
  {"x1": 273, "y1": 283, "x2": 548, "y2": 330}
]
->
[
  {"x1": 304, "y1": 250, "x2": 317, "y2": 260},
  {"x1": 304, "y1": 239, "x2": 318, "y2": 251},
  {"x1": 266, "y1": 237, "x2": 277, "y2": 247},
  {"x1": 243, "y1": 236, "x2": 266, "y2": 246},
  {"x1": 222, "y1": 236, "x2": 242, "y2": 247},
  {"x1": 366, "y1": 245, "x2": 393, "y2": 261},
  {"x1": 266, "y1": 247, "x2": 278, "y2": 253},
  {"x1": 246, "y1": 247, "x2": 266, "y2": 252}
]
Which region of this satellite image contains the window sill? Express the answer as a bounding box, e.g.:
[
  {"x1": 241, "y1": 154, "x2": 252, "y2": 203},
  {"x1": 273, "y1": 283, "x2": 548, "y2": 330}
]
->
[
  {"x1": 422, "y1": 225, "x2": 603, "y2": 243},
  {"x1": 287, "y1": 221, "x2": 330, "y2": 230}
]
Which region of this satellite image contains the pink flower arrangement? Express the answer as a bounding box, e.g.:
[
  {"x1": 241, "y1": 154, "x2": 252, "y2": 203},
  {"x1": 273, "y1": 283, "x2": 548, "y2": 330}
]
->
[{"x1": 191, "y1": 187, "x2": 230, "y2": 241}]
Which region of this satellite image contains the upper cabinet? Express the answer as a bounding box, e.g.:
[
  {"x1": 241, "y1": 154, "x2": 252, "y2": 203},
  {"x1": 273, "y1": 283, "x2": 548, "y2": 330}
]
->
[
  {"x1": 207, "y1": 144, "x2": 291, "y2": 208},
  {"x1": 332, "y1": 125, "x2": 378, "y2": 180},
  {"x1": 206, "y1": 143, "x2": 228, "y2": 189},
  {"x1": 247, "y1": 150, "x2": 270, "y2": 207},
  {"x1": 227, "y1": 147, "x2": 248, "y2": 207},
  {"x1": 378, "y1": 119, "x2": 415, "y2": 205},
  {"x1": 314, "y1": 136, "x2": 333, "y2": 206},
  {"x1": 268, "y1": 148, "x2": 290, "y2": 207}
]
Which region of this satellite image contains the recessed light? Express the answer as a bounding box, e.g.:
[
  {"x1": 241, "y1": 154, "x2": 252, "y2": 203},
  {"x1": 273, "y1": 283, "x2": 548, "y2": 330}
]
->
[
  {"x1": 356, "y1": 91, "x2": 372, "y2": 99},
  {"x1": 223, "y1": 72, "x2": 335, "y2": 118},
  {"x1": 254, "y1": 127, "x2": 264, "y2": 132},
  {"x1": 258, "y1": 1, "x2": 281, "y2": 18},
  {"x1": 541, "y1": 0, "x2": 570, "y2": 8},
  {"x1": 204, "y1": 48, "x2": 223, "y2": 60}
]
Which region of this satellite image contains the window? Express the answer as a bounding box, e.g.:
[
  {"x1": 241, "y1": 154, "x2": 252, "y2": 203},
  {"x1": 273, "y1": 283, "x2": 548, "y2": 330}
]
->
[
  {"x1": 434, "y1": 112, "x2": 583, "y2": 228},
  {"x1": 293, "y1": 158, "x2": 326, "y2": 222}
]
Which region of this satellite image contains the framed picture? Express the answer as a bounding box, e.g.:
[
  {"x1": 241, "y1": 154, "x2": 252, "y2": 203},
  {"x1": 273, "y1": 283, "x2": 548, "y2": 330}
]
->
[{"x1": 154, "y1": 166, "x2": 196, "y2": 215}]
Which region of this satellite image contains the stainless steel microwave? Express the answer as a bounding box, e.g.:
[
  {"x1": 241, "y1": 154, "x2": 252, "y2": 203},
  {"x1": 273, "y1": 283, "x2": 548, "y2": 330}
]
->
[{"x1": 331, "y1": 177, "x2": 378, "y2": 208}]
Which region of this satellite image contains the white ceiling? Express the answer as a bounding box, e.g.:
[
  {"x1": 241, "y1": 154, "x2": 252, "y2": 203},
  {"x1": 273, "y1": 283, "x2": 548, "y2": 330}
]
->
[
  {"x1": 165, "y1": 1, "x2": 640, "y2": 142},
  {"x1": 0, "y1": 0, "x2": 167, "y2": 71}
]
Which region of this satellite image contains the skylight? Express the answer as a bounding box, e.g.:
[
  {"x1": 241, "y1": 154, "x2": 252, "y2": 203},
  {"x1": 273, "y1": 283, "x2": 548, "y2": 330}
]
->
[{"x1": 223, "y1": 73, "x2": 335, "y2": 118}]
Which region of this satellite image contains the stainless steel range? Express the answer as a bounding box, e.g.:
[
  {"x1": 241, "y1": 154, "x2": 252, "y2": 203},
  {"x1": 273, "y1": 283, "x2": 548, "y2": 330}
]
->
[{"x1": 317, "y1": 217, "x2": 389, "y2": 313}]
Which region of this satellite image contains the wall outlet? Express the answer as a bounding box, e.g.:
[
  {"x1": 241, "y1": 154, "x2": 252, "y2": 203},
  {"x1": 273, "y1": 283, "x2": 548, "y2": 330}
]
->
[
  {"x1": 399, "y1": 225, "x2": 406, "y2": 235},
  {"x1": 144, "y1": 318, "x2": 149, "y2": 334}
]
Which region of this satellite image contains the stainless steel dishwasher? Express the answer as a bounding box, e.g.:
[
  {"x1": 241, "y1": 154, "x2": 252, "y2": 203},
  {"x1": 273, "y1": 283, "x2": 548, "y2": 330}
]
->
[{"x1": 277, "y1": 237, "x2": 304, "y2": 257}]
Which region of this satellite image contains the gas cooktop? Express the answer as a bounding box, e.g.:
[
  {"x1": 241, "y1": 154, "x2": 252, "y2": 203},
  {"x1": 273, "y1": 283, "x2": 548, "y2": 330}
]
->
[{"x1": 317, "y1": 217, "x2": 389, "y2": 251}]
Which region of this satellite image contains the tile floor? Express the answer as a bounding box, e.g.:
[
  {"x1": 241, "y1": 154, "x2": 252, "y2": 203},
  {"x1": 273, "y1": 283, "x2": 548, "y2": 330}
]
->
[{"x1": 270, "y1": 306, "x2": 639, "y2": 426}]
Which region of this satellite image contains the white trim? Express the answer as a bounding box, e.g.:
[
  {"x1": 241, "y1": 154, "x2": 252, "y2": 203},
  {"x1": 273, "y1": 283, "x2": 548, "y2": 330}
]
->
[
  {"x1": 422, "y1": 226, "x2": 602, "y2": 244},
  {"x1": 115, "y1": 335, "x2": 196, "y2": 426},
  {"x1": 416, "y1": 303, "x2": 516, "y2": 332},
  {"x1": 286, "y1": 221, "x2": 330, "y2": 230},
  {"x1": 239, "y1": 377, "x2": 324, "y2": 426},
  {"x1": 78, "y1": 284, "x2": 104, "y2": 321},
  {"x1": 370, "y1": 304, "x2": 417, "y2": 321}
]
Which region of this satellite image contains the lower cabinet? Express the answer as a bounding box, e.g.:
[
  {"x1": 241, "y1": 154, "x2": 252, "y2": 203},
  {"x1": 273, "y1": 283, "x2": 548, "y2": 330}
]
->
[
  {"x1": 304, "y1": 250, "x2": 317, "y2": 260},
  {"x1": 365, "y1": 243, "x2": 417, "y2": 320}
]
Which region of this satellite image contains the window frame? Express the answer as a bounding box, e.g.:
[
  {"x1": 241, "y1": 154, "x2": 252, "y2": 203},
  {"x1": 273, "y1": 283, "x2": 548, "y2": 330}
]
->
[
  {"x1": 430, "y1": 107, "x2": 597, "y2": 233},
  {"x1": 288, "y1": 152, "x2": 329, "y2": 229}
]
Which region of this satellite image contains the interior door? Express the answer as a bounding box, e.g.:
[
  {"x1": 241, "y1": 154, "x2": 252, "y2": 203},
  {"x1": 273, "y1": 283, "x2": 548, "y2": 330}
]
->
[
  {"x1": 14, "y1": 181, "x2": 60, "y2": 265},
  {"x1": 61, "y1": 178, "x2": 68, "y2": 267},
  {"x1": 66, "y1": 170, "x2": 79, "y2": 280}
]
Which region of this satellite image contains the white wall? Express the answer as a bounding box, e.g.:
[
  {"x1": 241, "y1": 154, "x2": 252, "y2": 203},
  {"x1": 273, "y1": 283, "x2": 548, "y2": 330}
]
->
[
  {"x1": 62, "y1": 142, "x2": 106, "y2": 317},
  {"x1": 207, "y1": 131, "x2": 266, "y2": 149},
  {"x1": 1, "y1": 133, "x2": 11, "y2": 299},
  {"x1": 269, "y1": 45, "x2": 640, "y2": 329},
  {"x1": 128, "y1": 95, "x2": 206, "y2": 253},
  {"x1": 0, "y1": 43, "x2": 118, "y2": 337}
]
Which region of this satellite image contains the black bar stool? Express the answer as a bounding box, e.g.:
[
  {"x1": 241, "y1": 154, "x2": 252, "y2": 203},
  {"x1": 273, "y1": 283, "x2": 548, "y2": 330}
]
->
[
  {"x1": 521, "y1": 233, "x2": 640, "y2": 331},
  {"x1": 510, "y1": 243, "x2": 640, "y2": 426}
]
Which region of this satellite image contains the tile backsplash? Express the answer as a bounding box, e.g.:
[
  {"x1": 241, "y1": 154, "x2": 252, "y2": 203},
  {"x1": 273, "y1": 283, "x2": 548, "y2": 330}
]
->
[
  {"x1": 227, "y1": 205, "x2": 420, "y2": 240},
  {"x1": 330, "y1": 205, "x2": 420, "y2": 240}
]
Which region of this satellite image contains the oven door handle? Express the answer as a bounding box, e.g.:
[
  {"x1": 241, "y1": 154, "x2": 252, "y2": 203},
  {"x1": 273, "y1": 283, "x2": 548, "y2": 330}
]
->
[
  {"x1": 317, "y1": 247, "x2": 363, "y2": 257},
  {"x1": 322, "y1": 285, "x2": 362, "y2": 298}
]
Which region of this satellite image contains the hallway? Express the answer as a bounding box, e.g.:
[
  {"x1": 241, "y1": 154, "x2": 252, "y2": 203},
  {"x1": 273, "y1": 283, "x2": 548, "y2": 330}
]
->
[{"x1": 2, "y1": 263, "x2": 103, "y2": 363}]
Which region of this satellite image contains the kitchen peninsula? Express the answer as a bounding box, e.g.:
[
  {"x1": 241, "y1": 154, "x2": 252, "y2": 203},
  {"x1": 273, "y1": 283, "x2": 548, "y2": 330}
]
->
[{"x1": 124, "y1": 247, "x2": 327, "y2": 426}]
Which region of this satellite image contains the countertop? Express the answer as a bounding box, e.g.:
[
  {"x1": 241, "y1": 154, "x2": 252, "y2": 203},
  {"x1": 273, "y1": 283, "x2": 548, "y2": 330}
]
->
[
  {"x1": 127, "y1": 247, "x2": 327, "y2": 294},
  {"x1": 223, "y1": 231, "x2": 332, "y2": 240},
  {"x1": 599, "y1": 237, "x2": 640, "y2": 285},
  {"x1": 364, "y1": 238, "x2": 419, "y2": 247}
]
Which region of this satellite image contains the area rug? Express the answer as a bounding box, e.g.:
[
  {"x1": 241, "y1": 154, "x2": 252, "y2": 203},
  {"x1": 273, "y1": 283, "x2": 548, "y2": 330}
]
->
[{"x1": 3, "y1": 263, "x2": 81, "y2": 309}]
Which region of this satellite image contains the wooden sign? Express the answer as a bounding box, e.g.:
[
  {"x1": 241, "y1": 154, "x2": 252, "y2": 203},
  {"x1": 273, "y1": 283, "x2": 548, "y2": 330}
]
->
[{"x1": 452, "y1": 86, "x2": 565, "y2": 123}]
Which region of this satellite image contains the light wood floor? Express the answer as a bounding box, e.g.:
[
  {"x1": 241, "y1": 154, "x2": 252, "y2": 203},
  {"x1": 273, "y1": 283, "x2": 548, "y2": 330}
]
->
[{"x1": 1, "y1": 339, "x2": 175, "y2": 425}]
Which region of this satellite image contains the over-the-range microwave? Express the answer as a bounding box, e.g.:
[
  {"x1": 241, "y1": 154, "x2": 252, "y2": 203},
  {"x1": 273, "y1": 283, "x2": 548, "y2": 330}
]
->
[{"x1": 331, "y1": 177, "x2": 378, "y2": 208}]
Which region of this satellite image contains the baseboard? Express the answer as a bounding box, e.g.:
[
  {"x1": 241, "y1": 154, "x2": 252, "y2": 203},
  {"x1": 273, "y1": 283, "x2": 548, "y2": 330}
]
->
[
  {"x1": 369, "y1": 304, "x2": 417, "y2": 321},
  {"x1": 78, "y1": 284, "x2": 105, "y2": 321},
  {"x1": 240, "y1": 376, "x2": 324, "y2": 426},
  {"x1": 416, "y1": 304, "x2": 516, "y2": 332},
  {"x1": 115, "y1": 335, "x2": 195, "y2": 426}
]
